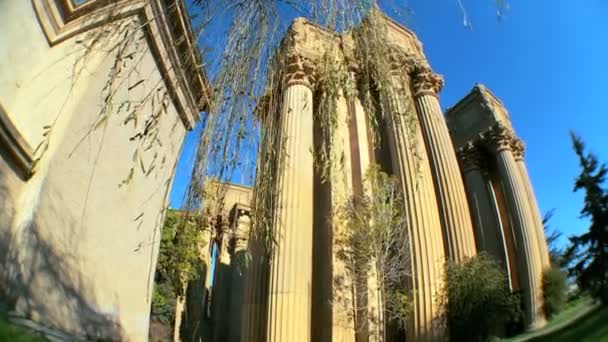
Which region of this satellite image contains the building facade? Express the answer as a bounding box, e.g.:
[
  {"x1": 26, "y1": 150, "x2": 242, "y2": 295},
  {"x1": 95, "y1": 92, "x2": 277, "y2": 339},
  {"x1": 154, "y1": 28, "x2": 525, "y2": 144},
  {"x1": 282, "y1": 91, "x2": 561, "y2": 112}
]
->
[
  {"x1": 0, "y1": 2, "x2": 549, "y2": 340},
  {"x1": 224, "y1": 15, "x2": 550, "y2": 342},
  {"x1": 0, "y1": 1, "x2": 207, "y2": 340}
]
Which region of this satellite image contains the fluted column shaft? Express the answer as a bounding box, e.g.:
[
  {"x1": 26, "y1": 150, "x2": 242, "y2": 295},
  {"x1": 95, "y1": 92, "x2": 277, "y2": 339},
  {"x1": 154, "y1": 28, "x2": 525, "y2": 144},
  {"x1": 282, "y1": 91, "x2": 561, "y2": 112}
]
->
[
  {"x1": 486, "y1": 126, "x2": 545, "y2": 329},
  {"x1": 386, "y1": 74, "x2": 445, "y2": 341},
  {"x1": 350, "y1": 94, "x2": 382, "y2": 341},
  {"x1": 266, "y1": 81, "x2": 314, "y2": 341},
  {"x1": 228, "y1": 211, "x2": 251, "y2": 342},
  {"x1": 329, "y1": 90, "x2": 357, "y2": 341},
  {"x1": 512, "y1": 141, "x2": 551, "y2": 268},
  {"x1": 458, "y1": 144, "x2": 509, "y2": 274},
  {"x1": 411, "y1": 66, "x2": 477, "y2": 260}
]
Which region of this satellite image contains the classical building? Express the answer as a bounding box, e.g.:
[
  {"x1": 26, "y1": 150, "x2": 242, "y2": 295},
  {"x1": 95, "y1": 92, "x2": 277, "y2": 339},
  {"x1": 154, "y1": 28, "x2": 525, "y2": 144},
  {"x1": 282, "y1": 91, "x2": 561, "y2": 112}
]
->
[
  {"x1": 0, "y1": 1, "x2": 207, "y2": 340},
  {"x1": 208, "y1": 15, "x2": 550, "y2": 342},
  {"x1": 176, "y1": 183, "x2": 252, "y2": 342},
  {"x1": 1, "y1": 1, "x2": 549, "y2": 341}
]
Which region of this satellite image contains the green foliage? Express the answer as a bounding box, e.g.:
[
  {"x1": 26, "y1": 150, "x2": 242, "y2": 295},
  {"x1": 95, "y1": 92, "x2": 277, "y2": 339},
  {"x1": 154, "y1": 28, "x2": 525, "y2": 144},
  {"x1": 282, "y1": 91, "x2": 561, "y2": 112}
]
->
[
  {"x1": 151, "y1": 282, "x2": 176, "y2": 324},
  {"x1": 565, "y1": 133, "x2": 608, "y2": 305},
  {"x1": 542, "y1": 266, "x2": 568, "y2": 319},
  {"x1": 529, "y1": 306, "x2": 608, "y2": 342},
  {"x1": 542, "y1": 209, "x2": 565, "y2": 266},
  {"x1": 151, "y1": 209, "x2": 203, "y2": 323},
  {"x1": 336, "y1": 164, "x2": 411, "y2": 327},
  {"x1": 0, "y1": 319, "x2": 45, "y2": 342},
  {"x1": 440, "y1": 253, "x2": 522, "y2": 342}
]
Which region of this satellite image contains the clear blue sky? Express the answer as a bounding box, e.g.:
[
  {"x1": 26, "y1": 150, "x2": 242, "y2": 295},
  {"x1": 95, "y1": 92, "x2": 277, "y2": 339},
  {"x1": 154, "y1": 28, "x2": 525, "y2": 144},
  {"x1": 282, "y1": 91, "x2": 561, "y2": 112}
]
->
[{"x1": 170, "y1": 1, "x2": 608, "y2": 248}]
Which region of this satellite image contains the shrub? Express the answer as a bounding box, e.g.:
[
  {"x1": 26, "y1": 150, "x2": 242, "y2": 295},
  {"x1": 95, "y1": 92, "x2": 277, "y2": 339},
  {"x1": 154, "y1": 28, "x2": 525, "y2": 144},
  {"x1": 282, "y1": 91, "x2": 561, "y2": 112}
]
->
[
  {"x1": 440, "y1": 253, "x2": 521, "y2": 342},
  {"x1": 542, "y1": 266, "x2": 568, "y2": 318}
]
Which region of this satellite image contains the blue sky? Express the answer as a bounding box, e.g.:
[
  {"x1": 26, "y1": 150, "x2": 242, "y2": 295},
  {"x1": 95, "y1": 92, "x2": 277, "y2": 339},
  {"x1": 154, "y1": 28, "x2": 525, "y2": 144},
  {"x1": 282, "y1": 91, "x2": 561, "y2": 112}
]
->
[{"x1": 170, "y1": 1, "x2": 608, "y2": 248}]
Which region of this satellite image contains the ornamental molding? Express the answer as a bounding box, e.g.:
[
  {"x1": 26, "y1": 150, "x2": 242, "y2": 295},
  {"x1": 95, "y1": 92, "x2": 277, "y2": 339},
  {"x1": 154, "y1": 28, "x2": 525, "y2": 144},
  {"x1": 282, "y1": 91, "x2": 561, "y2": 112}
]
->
[
  {"x1": 0, "y1": 104, "x2": 35, "y2": 179},
  {"x1": 33, "y1": 0, "x2": 145, "y2": 47},
  {"x1": 33, "y1": 0, "x2": 210, "y2": 129}
]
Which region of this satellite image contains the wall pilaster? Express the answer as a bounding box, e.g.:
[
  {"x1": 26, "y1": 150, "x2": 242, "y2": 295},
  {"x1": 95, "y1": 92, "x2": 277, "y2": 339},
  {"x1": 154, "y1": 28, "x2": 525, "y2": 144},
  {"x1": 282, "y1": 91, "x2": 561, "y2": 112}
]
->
[{"x1": 410, "y1": 64, "x2": 477, "y2": 260}]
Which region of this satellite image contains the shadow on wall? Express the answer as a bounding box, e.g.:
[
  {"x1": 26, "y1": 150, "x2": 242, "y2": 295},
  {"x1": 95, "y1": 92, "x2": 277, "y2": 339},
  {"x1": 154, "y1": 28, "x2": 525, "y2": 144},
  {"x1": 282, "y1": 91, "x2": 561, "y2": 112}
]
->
[{"x1": 0, "y1": 150, "x2": 125, "y2": 340}]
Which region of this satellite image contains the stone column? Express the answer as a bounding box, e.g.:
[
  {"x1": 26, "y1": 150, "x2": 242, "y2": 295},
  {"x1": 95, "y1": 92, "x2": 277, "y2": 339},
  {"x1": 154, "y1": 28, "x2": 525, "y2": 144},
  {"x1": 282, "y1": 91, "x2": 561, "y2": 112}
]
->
[
  {"x1": 485, "y1": 124, "x2": 546, "y2": 329},
  {"x1": 228, "y1": 209, "x2": 251, "y2": 342},
  {"x1": 512, "y1": 139, "x2": 551, "y2": 268},
  {"x1": 213, "y1": 221, "x2": 233, "y2": 342},
  {"x1": 348, "y1": 91, "x2": 383, "y2": 341},
  {"x1": 410, "y1": 65, "x2": 477, "y2": 260},
  {"x1": 266, "y1": 51, "x2": 315, "y2": 342},
  {"x1": 385, "y1": 73, "x2": 445, "y2": 341},
  {"x1": 329, "y1": 89, "x2": 357, "y2": 341},
  {"x1": 458, "y1": 142, "x2": 509, "y2": 271}
]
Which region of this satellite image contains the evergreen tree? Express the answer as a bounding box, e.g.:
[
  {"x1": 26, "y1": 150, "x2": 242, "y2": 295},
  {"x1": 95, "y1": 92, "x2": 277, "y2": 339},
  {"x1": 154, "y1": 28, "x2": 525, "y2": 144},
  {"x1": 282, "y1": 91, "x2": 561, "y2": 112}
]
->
[
  {"x1": 565, "y1": 132, "x2": 608, "y2": 304},
  {"x1": 543, "y1": 209, "x2": 564, "y2": 265}
]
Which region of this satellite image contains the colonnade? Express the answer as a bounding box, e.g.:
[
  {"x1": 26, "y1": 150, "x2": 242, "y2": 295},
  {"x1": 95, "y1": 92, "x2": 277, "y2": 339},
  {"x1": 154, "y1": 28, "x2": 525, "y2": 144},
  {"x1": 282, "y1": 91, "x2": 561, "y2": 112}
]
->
[
  {"x1": 240, "y1": 17, "x2": 550, "y2": 342},
  {"x1": 455, "y1": 122, "x2": 549, "y2": 328}
]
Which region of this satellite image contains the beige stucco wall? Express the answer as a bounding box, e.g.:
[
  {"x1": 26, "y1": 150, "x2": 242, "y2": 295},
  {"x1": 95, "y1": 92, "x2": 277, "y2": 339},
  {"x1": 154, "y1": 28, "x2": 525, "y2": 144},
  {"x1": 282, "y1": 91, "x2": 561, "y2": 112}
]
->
[{"x1": 0, "y1": 1, "x2": 198, "y2": 341}]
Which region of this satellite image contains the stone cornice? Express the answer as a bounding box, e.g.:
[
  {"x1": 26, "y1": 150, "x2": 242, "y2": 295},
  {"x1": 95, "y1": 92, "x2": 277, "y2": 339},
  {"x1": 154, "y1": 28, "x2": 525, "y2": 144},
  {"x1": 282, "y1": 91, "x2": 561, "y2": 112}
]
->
[
  {"x1": 0, "y1": 104, "x2": 35, "y2": 179},
  {"x1": 445, "y1": 84, "x2": 486, "y2": 119},
  {"x1": 33, "y1": 0, "x2": 210, "y2": 129},
  {"x1": 278, "y1": 14, "x2": 429, "y2": 82}
]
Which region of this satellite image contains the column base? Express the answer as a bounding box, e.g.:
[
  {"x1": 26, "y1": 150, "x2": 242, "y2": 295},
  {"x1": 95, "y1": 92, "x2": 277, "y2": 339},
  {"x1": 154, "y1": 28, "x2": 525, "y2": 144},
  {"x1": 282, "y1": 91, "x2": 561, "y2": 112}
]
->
[{"x1": 528, "y1": 317, "x2": 547, "y2": 331}]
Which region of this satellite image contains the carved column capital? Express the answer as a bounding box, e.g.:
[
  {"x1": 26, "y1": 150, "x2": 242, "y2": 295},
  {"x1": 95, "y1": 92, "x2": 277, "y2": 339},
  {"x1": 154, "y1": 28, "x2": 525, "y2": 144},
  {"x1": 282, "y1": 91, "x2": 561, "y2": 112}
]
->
[
  {"x1": 458, "y1": 142, "x2": 486, "y2": 173},
  {"x1": 231, "y1": 209, "x2": 251, "y2": 254},
  {"x1": 387, "y1": 49, "x2": 409, "y2": 75},
  {"x1": 484, "y1": 123, "x2": 515, "y2": 154},
  {"x1": 511, "y1": 138, "x2": 526, "y2": 161},
  {"x1": 284, "y1": 50, "x2": 317, "y2": 89},
  {"x1": 410, "y1": 65, "x2": 444, "y2": 98}
]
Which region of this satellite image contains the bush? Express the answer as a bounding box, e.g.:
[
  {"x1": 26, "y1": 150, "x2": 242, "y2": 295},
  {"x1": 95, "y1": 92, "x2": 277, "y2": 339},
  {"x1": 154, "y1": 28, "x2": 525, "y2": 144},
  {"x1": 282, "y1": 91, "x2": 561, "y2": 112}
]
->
[
  {"x1": 542, "y1": 266, "x2": 568, "y2": 318},
  {"x1": 440, "y1": 253, "x2": 521, "y2": 342}
]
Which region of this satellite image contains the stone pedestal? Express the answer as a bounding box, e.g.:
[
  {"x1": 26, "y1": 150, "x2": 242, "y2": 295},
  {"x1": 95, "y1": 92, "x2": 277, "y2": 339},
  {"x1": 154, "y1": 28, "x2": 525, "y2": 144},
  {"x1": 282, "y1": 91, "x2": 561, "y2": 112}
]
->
[
  {"x1": 411, "y1": 66, "x2": 477, "y2": 260},
  {"x1": 486, "y1": 125, "x2": 546, "y2": 329}
]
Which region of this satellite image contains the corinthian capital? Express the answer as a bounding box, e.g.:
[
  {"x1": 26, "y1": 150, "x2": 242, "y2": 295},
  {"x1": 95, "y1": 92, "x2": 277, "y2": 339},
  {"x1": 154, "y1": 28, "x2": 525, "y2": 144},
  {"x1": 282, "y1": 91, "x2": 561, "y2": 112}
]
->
[
  {"x1": 484, "y1": 123, "x2": 516, "y2": 153},
  {"x1": 284, "y1": 50, "x2": 317, "y2": 89},
  {"x1": 458, "y1": 141, "x2": 485, "y2": 173},
  {"x1": 511, "y1": 138, "x2": 526, "y2": 161},
  {"x1": 231, "y1": 208, "x2": 251, "y2": 254},
  {"x1": 410, "y1": 65, "x2": 444, "y2": 97}
]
